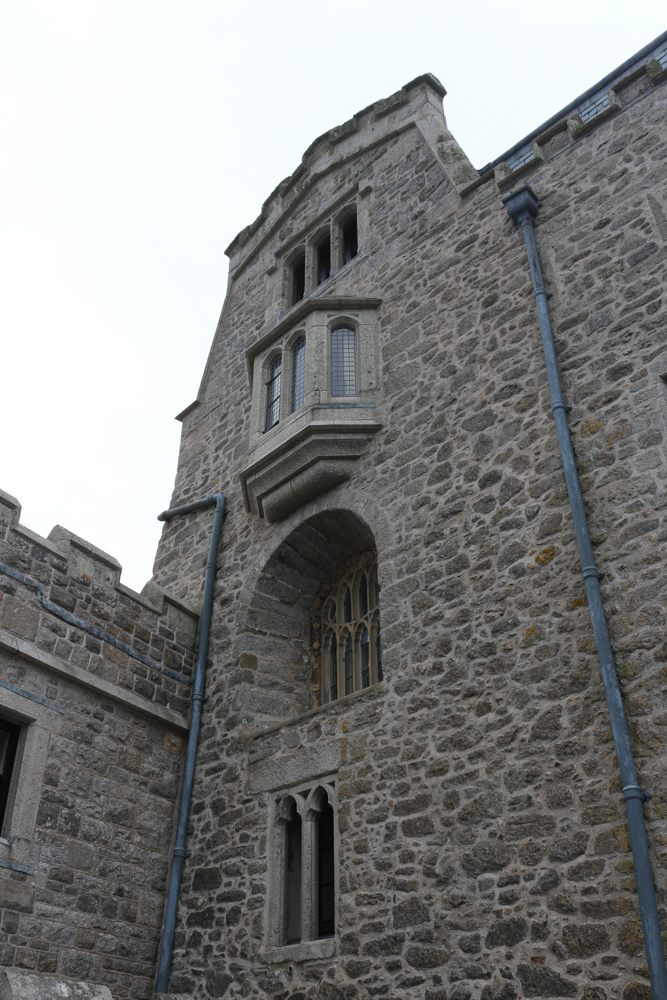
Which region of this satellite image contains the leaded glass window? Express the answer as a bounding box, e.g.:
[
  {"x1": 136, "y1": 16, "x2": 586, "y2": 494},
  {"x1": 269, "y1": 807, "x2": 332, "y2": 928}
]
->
[
  {"x1": 321, "y1": 554, "x2": 381, "y2": 703},
  {"x1": 265, "y1": 354, "x2": 282, "y2": 431},
  {"x1": 331, "y1": 327, "x2": 357, "y2": 397},
  {"x1": 291, "y1": 337, "x2": 306, "y2": 412}
]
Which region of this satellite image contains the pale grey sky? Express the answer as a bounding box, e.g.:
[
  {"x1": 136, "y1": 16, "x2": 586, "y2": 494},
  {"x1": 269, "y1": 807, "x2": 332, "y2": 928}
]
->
[{"x1": 2, "y1": 1, "x2": 665, "y2": 592}]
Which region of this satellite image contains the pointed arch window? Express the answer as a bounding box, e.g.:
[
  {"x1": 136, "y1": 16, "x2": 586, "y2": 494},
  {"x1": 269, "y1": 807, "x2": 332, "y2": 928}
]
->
[
  {"x1": 269, "y1": 779, "x2": 338, "y2": 955},
  {"x1": 321, "y1": 554, "x2": 381, "y2": 703},
  {"x1": 265, "y1": 354, "x2": 282, "y2": 431}
]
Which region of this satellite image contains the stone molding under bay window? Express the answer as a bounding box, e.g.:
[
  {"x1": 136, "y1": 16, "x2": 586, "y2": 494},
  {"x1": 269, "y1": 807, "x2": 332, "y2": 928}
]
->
[{"x1": 240, "y1": 297, "x2": 382, "y2": 523}]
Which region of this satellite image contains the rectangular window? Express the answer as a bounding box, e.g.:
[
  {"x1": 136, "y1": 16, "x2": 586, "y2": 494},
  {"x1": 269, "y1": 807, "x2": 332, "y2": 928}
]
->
[
  {"x1": 330, "y1": 327, "x2": 357, "y2": 397},
  {"x1": 0, "y1": 719, "x2": 21, "y2": 834}
]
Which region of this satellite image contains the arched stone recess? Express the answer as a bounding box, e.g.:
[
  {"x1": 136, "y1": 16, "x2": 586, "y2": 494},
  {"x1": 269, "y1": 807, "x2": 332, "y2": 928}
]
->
[{"x1": 231, "y1": 489, "x2": 393, "y2": 730}]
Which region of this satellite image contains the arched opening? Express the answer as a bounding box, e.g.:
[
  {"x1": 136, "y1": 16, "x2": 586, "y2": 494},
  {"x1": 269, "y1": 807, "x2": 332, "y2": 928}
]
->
[{"x1": 237, "y1": 510, "x2": 377, "y2": 726}]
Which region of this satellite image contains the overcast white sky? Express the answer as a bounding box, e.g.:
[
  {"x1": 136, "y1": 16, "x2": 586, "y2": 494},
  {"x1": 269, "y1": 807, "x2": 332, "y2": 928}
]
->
[{"x1": 1, "y1": 1, "x2": 665, "y2": 592}]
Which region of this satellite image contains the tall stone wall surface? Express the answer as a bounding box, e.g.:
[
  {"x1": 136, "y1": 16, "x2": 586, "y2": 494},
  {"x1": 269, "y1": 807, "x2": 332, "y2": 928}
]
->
[
  {"x1": 152, "y1": 63, "x2": 667, "y2": 1000},
  {"x1": 0, "y1": 491, "x2": 197, "y2": 999}
]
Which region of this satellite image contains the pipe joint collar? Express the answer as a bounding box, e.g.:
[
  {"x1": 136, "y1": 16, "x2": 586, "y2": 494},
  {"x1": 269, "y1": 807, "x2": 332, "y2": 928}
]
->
[
  {"x1": 581, "y1": 565, "x2": 603, "y2": 582},
  {"x1": 623, "y1": 784, "x2": 651, "y2": 803}
]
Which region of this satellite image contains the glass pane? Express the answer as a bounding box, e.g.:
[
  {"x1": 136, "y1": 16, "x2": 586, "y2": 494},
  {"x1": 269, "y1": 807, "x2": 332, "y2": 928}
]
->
[
  {"x1": 358, "y1": 574, "x2": 368, "y2": 618},
  {"x1": 360, "y1": 628, "x2": 370, "y2": 689},
  {"x1": 291, "y1": 338, "x2": 306, "y2": 412},
  {"x1": 317, "y1": 803, "x2": 335, "y2": 937},
  {"x1": 328, "y1": 635, "x2": 338, "y2": 703},
  {"x1": 342, "y1": 587, "x2": 352, "y2": 623},
  {"x1": 376, "y1": 624, "x2": 382, "y2": 683},
  {"x1": 265, "y1": 356, "x2": 282, "y2": 430},
  {"x1": 344, "y1": 635, "x2": 353, "y2": 695},
  {"x1": 331, "y1": 328, "x2": 357, "y2": 397}
]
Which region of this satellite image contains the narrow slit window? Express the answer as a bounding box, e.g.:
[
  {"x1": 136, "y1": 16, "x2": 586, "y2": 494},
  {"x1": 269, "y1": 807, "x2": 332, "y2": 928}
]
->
[
  {"x1": 0, "y1": 719, "x2": 20, "y2": 833},
  {"x1": 360, "y1": 627, "x2": 370, "y2": 689},
  {"x1": 342, "y1": 216, "x2": 358, "y2": 264},
  {"x1": 344, "y1": 634, "x2": 353, "y2": 695},
  {"x1": 291, "y1": 337, "x2": 306, "y2": 412},
  {"x1": 331, "y1": 327, "x2": 357, "y2": 397},
  {"x1": 316, "y1": 236, "x2": 331, "y2": 286},
  {"x1": 265, "y1": 355, "x2": 282, "y2": 431},
  {"x1": 292, "y1": 254, "x2": 306, "y2": 305},
  {"x1": 317, "y1": 802, "x2": 335, "y2": 938},
  {"x1": 284, "y1": 808, "x2": 302, "y2": 945}
]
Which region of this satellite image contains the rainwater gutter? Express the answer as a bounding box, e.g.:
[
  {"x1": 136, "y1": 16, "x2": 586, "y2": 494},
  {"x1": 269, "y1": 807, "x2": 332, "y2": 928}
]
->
[
  {"x1": 155, "y1": 492, "x2": 226, "y2": 994},
  {"x1": 503, "y1": 184, "x2": 667, "y2": 1000}
]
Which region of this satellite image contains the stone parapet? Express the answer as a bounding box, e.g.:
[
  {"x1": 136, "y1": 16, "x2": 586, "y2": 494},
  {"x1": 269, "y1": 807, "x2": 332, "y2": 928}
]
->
[{"x1": 0, "y1": 490, "x2": 198, "y2": 718}]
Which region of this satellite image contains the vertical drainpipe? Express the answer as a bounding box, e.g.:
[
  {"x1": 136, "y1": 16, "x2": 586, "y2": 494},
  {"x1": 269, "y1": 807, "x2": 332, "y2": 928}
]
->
[
  {"x1": 155, "y1": 493, "x2": 226, "y2": 994},
  {"x1": 503, "y1": 184, "x2": 667, "y2": 1000}
]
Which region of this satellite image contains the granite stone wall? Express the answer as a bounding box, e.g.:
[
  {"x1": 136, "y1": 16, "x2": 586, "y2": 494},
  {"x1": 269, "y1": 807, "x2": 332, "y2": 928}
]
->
[
  {"x1": 152, "y1": 59, "x2": 667, "y2": 1000},
  {"x1": 0, "y1": 491, "x2": 196, "y2": 999}
]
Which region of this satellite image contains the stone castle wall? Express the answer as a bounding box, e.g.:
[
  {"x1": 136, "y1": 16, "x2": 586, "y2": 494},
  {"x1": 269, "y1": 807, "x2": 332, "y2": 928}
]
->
[
  {"x1": 150, "y1": 55, "x2": 667, "y2": 1000},
  {"x1": 0, "y1": 490, "x2": 197, "y2": 999}
]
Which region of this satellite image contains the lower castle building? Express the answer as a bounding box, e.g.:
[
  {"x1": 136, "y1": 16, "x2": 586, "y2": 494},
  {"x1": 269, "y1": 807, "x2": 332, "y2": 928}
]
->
[{"x1": 1, "y1": 29, "x2": 667, "y2": 1000}]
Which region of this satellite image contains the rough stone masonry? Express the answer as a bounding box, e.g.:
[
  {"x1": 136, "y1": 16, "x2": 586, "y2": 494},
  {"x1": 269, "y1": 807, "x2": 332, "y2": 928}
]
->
[{"x1": 1, "y1": 32, "x2": 667, "y2": 1000}]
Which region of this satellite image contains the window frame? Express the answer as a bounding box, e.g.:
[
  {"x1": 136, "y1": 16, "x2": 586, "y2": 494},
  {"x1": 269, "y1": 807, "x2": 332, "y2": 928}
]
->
[
  {"x1": 264, "y1": 776, "x2": 339, "y2": 962},
  {"x1": 321, "y1": 554, "x2": 381, "y2": 704},
  {"x1": 330, "y1": 324, "x2": 358, "y2": 398},
  {"x1": 264, "y1": 351, "x2": 283, "y2": 432}
]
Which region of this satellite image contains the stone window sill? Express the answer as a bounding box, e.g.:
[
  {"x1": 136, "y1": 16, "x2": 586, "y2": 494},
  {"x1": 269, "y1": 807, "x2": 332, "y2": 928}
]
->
[{"x1": 260, "y1": 937, "x2": 336, "y2": 964}]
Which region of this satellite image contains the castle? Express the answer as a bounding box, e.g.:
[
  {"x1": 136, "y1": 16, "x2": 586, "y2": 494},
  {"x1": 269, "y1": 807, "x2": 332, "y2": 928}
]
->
[{"x1": 1, "y1": 30, "x2": 667, "y2": 1000}]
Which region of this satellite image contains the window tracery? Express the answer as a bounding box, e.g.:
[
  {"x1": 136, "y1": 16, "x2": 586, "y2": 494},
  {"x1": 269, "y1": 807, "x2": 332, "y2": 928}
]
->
[{"x1": 319, "y1": 553, "x2": 381, "y2": 703}]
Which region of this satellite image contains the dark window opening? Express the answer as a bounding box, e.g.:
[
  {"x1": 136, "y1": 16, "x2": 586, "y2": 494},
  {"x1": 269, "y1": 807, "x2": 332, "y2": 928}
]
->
[
  {"x1": 265, "y1": 355, "x2": 282, "y2": 431},
  {"x1": 0, "y1": 719, "x2": 20, "y2": 834},
  {"x1": 292, "y1": 255, "x2": 306, "y2": 305},
  {"x1": 328, "y1": 635, "x2": 338, "y2": 703},
  {"x1": 376, "y1": 625, "x2": 383, "y2": 683},
  {"x1": 317, "y1": 802, "x2": 335, "y2": 938},
  {"x1": 344, "y1": 635, "x2": 353, "y2": 696},
  {"x1": 358, "y1": 574, "x2": 368, "y2": 618},
  {"x1": 291, "y1": 337, "x2": 306, "y2": 412},
  {"x1": 342, "y1": 217, "x2": 358, "y2": 264},
  {"x1": 284, "y1": 810, "x2": 302, "y2": 945},
  {"x1": 360, "y1": 628, "x2": 370, "y2": 689},
  {"x1": 342, "y1": 587, "x2": 352, "y2": 623},
  {"x1": 316, "y1": 236, "x2": 331, "y2": 286}
]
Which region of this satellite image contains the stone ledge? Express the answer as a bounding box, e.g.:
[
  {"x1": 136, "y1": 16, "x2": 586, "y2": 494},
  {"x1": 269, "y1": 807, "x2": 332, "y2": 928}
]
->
[
  {"x1": 0, "y1": 629, "x2": 190, "y2": 733},
  {"x1": 259, "y1": 936, "x2": 337, "y2": 964},
  {"x1": 0, "y1": 969, "x2": 113, "y2": 998}
]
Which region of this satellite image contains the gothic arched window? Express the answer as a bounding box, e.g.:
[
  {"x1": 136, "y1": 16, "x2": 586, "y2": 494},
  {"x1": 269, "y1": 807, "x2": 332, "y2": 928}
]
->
[{"x1": 322, "y1": 554, "x2": 380, "y2": 703}]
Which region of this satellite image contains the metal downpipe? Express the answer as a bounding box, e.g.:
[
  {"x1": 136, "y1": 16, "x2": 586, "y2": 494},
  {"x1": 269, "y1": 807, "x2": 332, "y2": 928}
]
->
[
  {"x1": 155, "y1": 493, "x2": 226, "y2": 993},
  {"x1": 503, "y1": 184, "x2": 667, "y2": 1000}
]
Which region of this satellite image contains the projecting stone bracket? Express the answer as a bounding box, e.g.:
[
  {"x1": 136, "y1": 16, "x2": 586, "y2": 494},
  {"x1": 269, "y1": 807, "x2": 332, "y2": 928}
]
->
[{"x1": 240, "y1": 419, "x2": 381, "y2": 523}]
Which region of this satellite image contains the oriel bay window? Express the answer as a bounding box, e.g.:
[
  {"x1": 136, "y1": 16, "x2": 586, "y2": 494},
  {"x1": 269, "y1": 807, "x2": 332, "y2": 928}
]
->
[{"x1": 322, "y1": 554, "x2": 381, "y2": 703}]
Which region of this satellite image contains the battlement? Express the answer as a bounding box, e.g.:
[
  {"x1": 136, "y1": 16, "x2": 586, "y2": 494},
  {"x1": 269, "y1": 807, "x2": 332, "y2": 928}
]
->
[
  {"x1": 223, "y1": 72, "x2": 478, "y2": 271},
  {"x1": 0, "y1": 488, "x2": 197, "y2": 724}
]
